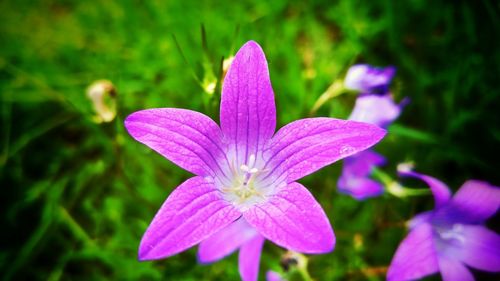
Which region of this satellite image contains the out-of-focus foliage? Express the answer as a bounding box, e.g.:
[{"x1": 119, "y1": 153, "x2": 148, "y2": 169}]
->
[{"x1": 1, "y1": 0, "x2": 499, "y2": 280}]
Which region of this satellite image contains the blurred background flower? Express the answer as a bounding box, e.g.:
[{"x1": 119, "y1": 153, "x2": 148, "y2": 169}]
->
[
  {"x1": 344, "y1": 64, "x2": 395, "y2": 94},
  {"x1": 388, "y1": 171, "x2": 500, "y2": 281},
  {"x1": 86, "y1": 80, "x2": 117, "y2": 123},
  {"x1": 337, "y1": 64, "x2": 405, "y2": 200}
]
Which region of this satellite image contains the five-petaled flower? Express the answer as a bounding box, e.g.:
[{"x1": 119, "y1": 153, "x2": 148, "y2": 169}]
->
[
  {"x1": 338, "y1": 65, "x2": 403, "y2": 200},
  {"x1": 125, "y1": 41, "x2": 386, "y2": 280},
  {"x1": 387, "y1": 169, "x2": 500, "y2": 281}
]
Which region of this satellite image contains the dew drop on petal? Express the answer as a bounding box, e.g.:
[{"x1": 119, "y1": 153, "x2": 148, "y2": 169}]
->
[{"x1": 340, "y1": 145, "x2": 355, "y2": 156}]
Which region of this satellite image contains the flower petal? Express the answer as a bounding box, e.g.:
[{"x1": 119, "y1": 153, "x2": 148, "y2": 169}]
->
[
  {"x1": 446, "y1": 225, "x2": 500, "y2": 272},
  {"x1": 243, "y1": 182, "x2": 335, "y2": 253},
  {"x1": 438, "y1": 257, "x2": 474, "y2": 281},
  {"x1": 349, "y1": 95, "x2": 401, "y2": 128},
  {"x1": 266, "y1": 271, "x2": 284, "y2": 281},
  {"x1": 399, "y1": 170, "x2": 451, "y2": 208},
  {"x1": 198, "y1": 218, "x2": 258, "y2": 263},
  {"x1": 337, "y1": 150, "x2": 385, "y2": 200},
  {"x1": 344, "y1": 64, "x2": 396, "y2": 94},
  {"x1": 138, "y1": 176, "x2": 241, "y2": 260},
  {"x1": 220, "y1": 40, "x2": 276, "y2": 165},
  {"x1": 239, "y1": 234, "x2": 265, "y2": 281},
  {"x1": 125, "y1": 108, "x2": 228, "y2": 178},
  {"x1": 341, "y1": 150, "x2": 385, "y2": 177},
  {"x1": 387, "y1": 223, "x2": 439, "y2": 281},
  {"x1": 407, "y1": 211, "x2": 433, "y2": 229},
  {"x1": 263, "y1": 118, "x2": 386, "y2": 183},
  {"x1": 436, "y1": 180, "x2": 500, "y2": 224}
]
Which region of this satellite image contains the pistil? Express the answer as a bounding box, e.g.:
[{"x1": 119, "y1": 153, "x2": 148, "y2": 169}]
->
[
  {"x1": 437, "y1": 224, "x2": 465, "y2": 244},
  {"x1": 220, "y1": 154, "x2": 271, "y2": 209}
]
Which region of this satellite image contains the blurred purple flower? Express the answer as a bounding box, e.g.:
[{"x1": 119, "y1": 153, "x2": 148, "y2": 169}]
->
[
  {"x1": 344, "y1": 64, "x2": 396, "y2": 94},
  {"x1": 337, "y1": 150, "x2": 386, "y2": 200},
  {"x1": 349, "y1": 94, "x2": 403, "y2": 128},
  {"x1": 125, "y1": 41, "x2": 386, "y2": 279},
  {"x1": 198, "y1": 218, "x2": 265, "y2": 281},
  {"x1": 388, "y1": 170, "x2": 500, "y2": 281},
  {"x1": 266, "y1": 270, "x2": 285, "y2": 281},
  {"x1": 338, "y1": 66, "x2": 403, "y2": 200}
]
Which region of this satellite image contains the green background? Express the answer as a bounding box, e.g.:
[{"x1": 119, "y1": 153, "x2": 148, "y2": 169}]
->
[{"x1": 1, "y1": 0, "x2": 499, "y2": 280}]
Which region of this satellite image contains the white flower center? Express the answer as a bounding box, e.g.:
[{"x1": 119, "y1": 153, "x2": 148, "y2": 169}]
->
[
  {"x1": 437, "y1": 224, "x2": 466, "y2": 245},
  {"x1": 217, "y1": 153, "x2": 279, "y2": 211}
]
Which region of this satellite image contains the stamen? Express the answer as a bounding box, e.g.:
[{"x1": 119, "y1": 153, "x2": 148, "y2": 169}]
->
[
  {"x1": 438, "y1": 224, "x2": 465, "y2": 244},
  {"x1": 248, "y1": 154, "x2": 256, "y2": 168},
  {"x1": 219, "y1": 152, "x2": 277, "y2": 211}
]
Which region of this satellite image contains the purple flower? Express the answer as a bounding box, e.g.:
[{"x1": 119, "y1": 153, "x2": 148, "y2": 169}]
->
[
  {"x1": 344, "y1": 64, "x2": 396, "y2": 94},
  {"x1": 124, "y1": 41, "x2": 386, "y2": 277},
  {"x1": 338, "y1": 88, "x2": 403, "y2": 200},
  {"x1": 198, "y1": 218, "x2": 265, "y2": 281},
  {"x1": 337, "y1": 150, "x2": 386, "y2": 200},
  {"x1": 388, "y1": 170, "x2": 500, "y2": 281},
  {"x1": 349, "y1": 94, "x2": 402, "y2": 128}
]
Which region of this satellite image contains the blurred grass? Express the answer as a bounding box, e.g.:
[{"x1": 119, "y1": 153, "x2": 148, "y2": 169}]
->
[{"x1": 1, "y1": 0, "x2": 499, "y2": 280}]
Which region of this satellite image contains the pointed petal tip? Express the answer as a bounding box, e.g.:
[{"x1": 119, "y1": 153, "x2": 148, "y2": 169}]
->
[
  {"x1": 123, "y1": 109, "x2": 155, "y2": 136},
  {"x1": 386, "y1": 272, "x2": 399, "y2": 281},
  {"x1": 137, "y1": 254, "x2": 148, "y2": 262},
  {"x1": 348, "y1": 119, "x2": 387, "y2": 145},
  {"x1": 369, "y1": 126, "x2": 387, "y2": 148},
  {"x1": 235, "y1": 40, "x2": 265, "y2": 60},
  {"x1": 137, "y1": 240, "x2": 158, "y2": 261},
  {"x1": 375, "y1": 126, "x2": 388, "y2": 141},
  {"x1": 295, "y1": 232, "x2": 335, "y2": 254},
  {"x1": 315, "y1": 231, "x2": 336, "y2": 254},
  {"x1": 137, "y1": 239, "x2": 173, "y2": 261},
  {"x1": 138, "y1": 240, "x2": 149, "y2": 261},
  {"x1": 313, "y1": 237, "x2": 335, "y2": 254},
  {"x1": 350, "y1": 121, "x2": 387, "y2": 151},
  {"x1": 314, "y1": 225, "x2": 336, "y2": 254},
  {"x1": 134, "y1": 177, "x2": 242, "y2": 264},
  {"x1": 287, "y1": 234, "x2": 335, "y2": 254},
  {"x1": 241, "y1": 40, "x2": 262, "y2": 50},
  {"x1": 123, "y1": 111, "x2": 139, "y2": 131},
  {"x1": 137, "y1": 248, "x2": 153, "y2": 262},
  {"x1": 124, "y1": 108, "x2": 158, "y2": 122}
]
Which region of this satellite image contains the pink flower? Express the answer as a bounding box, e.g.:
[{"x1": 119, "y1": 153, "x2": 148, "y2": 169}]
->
[{"x1": 125, "y1": 41, "x2": 386, "y2": 280}]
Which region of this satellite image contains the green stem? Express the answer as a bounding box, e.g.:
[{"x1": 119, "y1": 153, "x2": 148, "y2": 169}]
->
[
  {"x1": 298, "y1": 266, "x2": 314, "y2": 281},
  {"x1": 297, "y1": 254, "x2": 313, "y2": 281},
  {"x1": 58, "y1": 206, "x2": 95, "y2": 248},
  {"x1": 371, "y1": 167, "x2": 393, "y2": 186},
  {"x1": 309, "y1": 80, "x2": 345, "y2": 116},
  {"x1": 372, "y1": 168, "x2": 431, "y2": 198},
  {"x1": 396, "y1": 186, "x2": 431, "y2": 196}
]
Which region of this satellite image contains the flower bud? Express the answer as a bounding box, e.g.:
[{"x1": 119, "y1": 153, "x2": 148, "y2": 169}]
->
[{"x1": 86, "y1": 80, "x2": 117, "y2": 123}]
